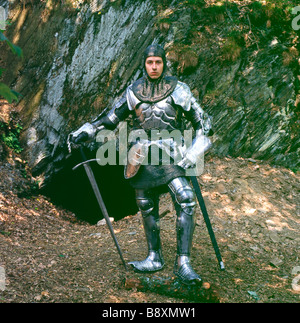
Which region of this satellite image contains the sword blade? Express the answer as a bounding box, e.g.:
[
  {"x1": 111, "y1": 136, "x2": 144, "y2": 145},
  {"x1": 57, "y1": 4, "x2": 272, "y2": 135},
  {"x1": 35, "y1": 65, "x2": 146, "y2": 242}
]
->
[
  {"x1": 80, "y1": 148, "x2": 128, "y2": 271},
  {"x1": 190, "y1": 176, "x2": 225, "y2": 271}
]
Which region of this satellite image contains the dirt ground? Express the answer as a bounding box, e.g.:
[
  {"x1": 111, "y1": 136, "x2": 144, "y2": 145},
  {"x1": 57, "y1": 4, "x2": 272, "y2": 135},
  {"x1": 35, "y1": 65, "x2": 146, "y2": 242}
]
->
[{"x1": 0, "y1": 153, "x2": 299, "y2": 303}]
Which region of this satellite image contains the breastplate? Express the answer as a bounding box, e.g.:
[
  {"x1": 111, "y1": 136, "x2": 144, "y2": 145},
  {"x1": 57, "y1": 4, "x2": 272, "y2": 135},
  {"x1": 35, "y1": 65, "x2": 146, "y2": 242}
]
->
[{"x1": 133, "y1": 97, "x2": 181, "y2": 132}]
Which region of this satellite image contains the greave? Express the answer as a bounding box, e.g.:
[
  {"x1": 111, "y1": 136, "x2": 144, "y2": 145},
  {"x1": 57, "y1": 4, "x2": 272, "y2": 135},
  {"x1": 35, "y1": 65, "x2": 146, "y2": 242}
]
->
[
  {"x1": 174, "y1": 211, "x2": 201, "y2": 285},
  {"x1": 175, "y1": 203, "x2": 195, "y2": 256},
  {"x1": 169, "y1": 177, "x2": 202, "y2": 285},
  {"x1": 129, "y1": 190, "x2": 164, "y2": 272},
  {"x1": 143, "y1": 212, "x2": 161, "y2": 252}
]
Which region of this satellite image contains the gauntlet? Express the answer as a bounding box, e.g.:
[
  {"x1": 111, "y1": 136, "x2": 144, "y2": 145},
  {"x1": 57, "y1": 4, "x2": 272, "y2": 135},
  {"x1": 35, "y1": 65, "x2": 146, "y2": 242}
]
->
[{"x1": 178, "y1": 131, "x2": 212, "y2": 169}]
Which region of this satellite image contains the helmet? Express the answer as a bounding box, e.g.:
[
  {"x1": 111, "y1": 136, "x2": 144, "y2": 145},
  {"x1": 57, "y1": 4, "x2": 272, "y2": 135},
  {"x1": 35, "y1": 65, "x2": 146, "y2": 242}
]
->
[{"x1": 143, "y1": 44, "x2": 167, "y2": 75}]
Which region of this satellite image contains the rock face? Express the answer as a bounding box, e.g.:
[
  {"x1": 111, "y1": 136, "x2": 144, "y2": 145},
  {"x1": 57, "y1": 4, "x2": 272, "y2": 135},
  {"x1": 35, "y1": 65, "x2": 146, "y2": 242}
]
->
[
  {"x1": 3, "y1": 0, "x2": 157, "y2": 183},
  {"x1": 2, "y1": 0, "x2": 299, "y2": 187},
  {"x1": 197, "y1": 46, "x2": 299, "y2": 168}
]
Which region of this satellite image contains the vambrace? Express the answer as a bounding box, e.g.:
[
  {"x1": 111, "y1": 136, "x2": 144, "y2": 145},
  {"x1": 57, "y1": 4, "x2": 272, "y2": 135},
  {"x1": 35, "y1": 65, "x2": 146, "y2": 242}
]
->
[
  {"x1": 92, "y1": 94, "x2": 130, "y2": 130},
  {"x1": 179, "y1": 97, "x2": 213, "y2": 169},
  {"x1": 69, "y1": 94, "x2": 130, "y2": 145},
  {"x1": 187, "y1": 97, "x2": 213, "y2": 135}
]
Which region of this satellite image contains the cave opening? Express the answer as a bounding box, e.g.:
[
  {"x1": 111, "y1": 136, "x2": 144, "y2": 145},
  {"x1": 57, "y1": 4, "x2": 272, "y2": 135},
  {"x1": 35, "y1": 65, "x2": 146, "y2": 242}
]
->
[{"x1": 41, "y1": 147, "x2": 138, "y2": 224}]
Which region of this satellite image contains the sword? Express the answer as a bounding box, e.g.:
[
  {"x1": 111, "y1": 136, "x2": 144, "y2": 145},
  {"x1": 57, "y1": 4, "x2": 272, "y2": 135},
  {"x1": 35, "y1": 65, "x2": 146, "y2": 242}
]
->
[
  {"x1": 190, "y1": 176, "x2": 225, "y2": 271},
  {"x1": 73, "y1": 146, "x2": 128, "y2": 271}
]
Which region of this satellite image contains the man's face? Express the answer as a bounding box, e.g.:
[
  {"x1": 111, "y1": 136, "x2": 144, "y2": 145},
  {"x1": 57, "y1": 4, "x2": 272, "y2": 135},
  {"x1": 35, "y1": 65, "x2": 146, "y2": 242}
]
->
[{"x1": 145, "y1": 56, "x2": 164, "y2": 79}]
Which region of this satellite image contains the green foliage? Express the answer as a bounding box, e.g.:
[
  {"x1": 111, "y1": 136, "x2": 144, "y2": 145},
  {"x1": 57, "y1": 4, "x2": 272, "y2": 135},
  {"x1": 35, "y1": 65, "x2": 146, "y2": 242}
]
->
[
  {"x1": 0, "y1": 30, "x2": 23, "y2": 103},
  {"x1": 0, "y1": 121, "x2": 23, "y2": 153},
  {"x1": 0, "y1": 83, "x2": 20, "y2": 103},
  {"x1": 184, "y1": 0, "x2": 206, "y2": 7},
  {"x1": 221, "y1": 37, "x2": 241, "y2": 62},
  {"x1": 0, "y1": 31, "x2": 23, "y2": 57}
]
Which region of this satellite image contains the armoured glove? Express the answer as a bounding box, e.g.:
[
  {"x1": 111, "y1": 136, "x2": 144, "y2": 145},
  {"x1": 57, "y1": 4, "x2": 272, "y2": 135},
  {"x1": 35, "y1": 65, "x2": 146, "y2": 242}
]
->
[
  {"x1": 178, "y1": 132, "x2": 212, "y2": 169},
  {"x1": 69, "y1": 122, "x2": 97, "y2": 144}
]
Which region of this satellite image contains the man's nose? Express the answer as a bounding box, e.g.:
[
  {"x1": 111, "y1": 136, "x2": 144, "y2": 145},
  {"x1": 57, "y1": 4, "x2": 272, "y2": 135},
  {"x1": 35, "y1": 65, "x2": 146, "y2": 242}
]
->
[{"x1": 152, "y1": 63, "x2": 157, "y2": 69}]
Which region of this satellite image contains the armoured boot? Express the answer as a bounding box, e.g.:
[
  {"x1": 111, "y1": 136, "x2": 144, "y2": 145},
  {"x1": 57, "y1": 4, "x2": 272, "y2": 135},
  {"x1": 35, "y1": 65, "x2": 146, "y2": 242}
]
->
[
  {"x1": 169, "y1": 177, "x2": 202, "y2": 285},
  {"x1": 129, "y1": 190, "x2": 164, "y2": 272}
]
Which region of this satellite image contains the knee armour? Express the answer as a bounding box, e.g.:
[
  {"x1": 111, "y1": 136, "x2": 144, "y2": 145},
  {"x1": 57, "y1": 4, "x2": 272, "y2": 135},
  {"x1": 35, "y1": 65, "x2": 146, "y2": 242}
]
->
[
  {"x1": 168, "y1": 177, "x2": 196, "y2": 215},
  {"x1": 136, "y1": 197, "x2": 155, "y2": 216},
  {"x1": 135, "y1": 189, "x2": 157, "y2": 217},
  {"x1": 169, "y1": 177, "x2": 196, "y2": 257}
]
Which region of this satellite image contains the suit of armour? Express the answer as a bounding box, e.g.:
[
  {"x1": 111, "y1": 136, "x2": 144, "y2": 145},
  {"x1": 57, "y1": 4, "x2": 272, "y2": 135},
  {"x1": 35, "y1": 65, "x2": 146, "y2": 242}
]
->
[{"x1": 70, "y1": 44, "x2": 212, "y2": 285}]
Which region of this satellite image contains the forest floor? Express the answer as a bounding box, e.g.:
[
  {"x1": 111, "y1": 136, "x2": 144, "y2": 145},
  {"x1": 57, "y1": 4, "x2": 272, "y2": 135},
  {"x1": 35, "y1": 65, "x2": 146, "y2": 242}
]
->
[{"x1": 0, "y1": 151, "x2": 299, "y2": 304}]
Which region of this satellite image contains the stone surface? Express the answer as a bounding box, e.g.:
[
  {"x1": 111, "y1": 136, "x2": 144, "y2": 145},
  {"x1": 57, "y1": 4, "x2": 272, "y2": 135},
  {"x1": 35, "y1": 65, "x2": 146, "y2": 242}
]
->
[{"x1": 2, "y1": 0, "x2": 299, "y2": 186}]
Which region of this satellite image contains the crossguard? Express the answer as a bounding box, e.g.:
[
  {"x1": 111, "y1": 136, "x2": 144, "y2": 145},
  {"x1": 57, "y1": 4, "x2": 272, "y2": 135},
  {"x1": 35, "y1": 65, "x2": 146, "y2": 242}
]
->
[{"x1": 72, "y1": 158, "x2": 101, "y2": 171}]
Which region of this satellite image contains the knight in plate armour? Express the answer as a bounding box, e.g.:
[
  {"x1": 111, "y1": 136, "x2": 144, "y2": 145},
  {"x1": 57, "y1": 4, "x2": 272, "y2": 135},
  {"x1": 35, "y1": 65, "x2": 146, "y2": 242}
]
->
[{"x1": 69, "y1": 44, "x2": 213, "y2": 285}]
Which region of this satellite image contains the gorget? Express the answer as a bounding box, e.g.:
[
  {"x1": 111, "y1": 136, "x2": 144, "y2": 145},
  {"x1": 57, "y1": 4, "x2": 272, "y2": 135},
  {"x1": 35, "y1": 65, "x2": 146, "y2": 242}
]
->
[{"x1": 132, "y1": 75, "x2": 178, "y2": 103}]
